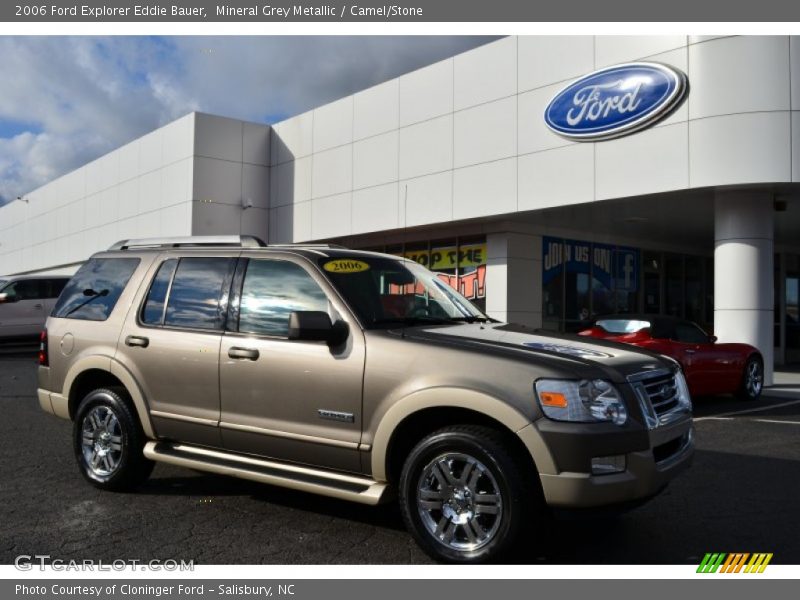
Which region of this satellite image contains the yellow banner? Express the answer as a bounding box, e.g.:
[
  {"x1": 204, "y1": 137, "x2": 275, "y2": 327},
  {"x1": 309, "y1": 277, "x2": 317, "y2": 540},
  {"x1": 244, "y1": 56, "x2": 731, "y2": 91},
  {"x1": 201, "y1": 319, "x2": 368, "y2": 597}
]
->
[{"x1": 405, "y1": 243, "x2": 486, "y2": 271}]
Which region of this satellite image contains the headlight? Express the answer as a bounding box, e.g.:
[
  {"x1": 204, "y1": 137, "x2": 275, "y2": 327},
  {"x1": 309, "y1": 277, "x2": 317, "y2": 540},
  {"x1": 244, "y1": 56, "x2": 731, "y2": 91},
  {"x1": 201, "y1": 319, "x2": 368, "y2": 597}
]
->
[
  {"x1": 674, "y1": 369, "x2": 693, "y2": 410},
  {"x1": 535, "y1": 379, "x2": 628, "y2": 425}
]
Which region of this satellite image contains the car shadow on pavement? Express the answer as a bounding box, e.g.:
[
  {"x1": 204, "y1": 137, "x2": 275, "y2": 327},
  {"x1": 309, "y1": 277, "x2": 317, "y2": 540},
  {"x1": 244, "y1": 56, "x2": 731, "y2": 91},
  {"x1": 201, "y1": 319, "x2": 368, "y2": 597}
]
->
[{"x1": 516, "y1": 447, "x2": 800, "y2": 565}]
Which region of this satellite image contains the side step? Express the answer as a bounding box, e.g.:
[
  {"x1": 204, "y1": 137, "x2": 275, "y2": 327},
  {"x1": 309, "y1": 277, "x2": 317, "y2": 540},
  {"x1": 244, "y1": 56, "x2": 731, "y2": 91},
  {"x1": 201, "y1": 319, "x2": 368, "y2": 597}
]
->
[{"x1": 143, "y1": 441, "x2": 390, "y2": 505}]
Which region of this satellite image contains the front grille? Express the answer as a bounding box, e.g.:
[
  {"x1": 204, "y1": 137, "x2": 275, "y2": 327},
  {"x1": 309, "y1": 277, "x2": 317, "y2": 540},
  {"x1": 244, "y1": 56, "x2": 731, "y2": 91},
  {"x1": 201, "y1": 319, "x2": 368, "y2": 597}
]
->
[{"x1": 641, "y1": 372, "x2": 680, "y2": 416}]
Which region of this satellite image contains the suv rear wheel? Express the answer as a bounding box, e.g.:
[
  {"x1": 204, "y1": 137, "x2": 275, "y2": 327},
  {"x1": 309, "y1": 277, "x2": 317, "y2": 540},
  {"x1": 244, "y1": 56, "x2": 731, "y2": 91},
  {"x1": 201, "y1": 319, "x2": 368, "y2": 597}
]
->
[
  {"x1": 73, "y1": 387, "x2": 154, "y2": 491},
  {"x1": 398, "y1": 425, "x2": 540, "y2": 563}
]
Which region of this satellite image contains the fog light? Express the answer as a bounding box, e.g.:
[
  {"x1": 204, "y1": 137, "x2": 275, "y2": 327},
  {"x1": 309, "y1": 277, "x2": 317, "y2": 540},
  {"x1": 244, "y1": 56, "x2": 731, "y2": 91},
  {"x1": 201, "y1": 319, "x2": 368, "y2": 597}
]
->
[{"x1": 591, "y1": 455, "x2": 626, "y2": 475}]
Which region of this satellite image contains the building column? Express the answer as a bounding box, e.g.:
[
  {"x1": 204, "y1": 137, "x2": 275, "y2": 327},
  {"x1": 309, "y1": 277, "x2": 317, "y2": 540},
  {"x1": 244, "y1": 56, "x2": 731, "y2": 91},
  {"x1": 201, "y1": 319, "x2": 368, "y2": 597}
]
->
[
  {"x1": 485, "y1": 232, "x2": 542, "y2": 327},
  {"x1": 714, "y1": 191, "x2": 774, "y2": 385}
]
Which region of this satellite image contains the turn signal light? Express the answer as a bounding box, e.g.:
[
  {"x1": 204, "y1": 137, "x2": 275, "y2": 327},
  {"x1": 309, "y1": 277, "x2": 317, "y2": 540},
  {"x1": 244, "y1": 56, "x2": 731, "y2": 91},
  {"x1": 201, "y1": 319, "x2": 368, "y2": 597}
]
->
[{"x1": 539, "y1": 391, "x2": 568, "y2": 408}]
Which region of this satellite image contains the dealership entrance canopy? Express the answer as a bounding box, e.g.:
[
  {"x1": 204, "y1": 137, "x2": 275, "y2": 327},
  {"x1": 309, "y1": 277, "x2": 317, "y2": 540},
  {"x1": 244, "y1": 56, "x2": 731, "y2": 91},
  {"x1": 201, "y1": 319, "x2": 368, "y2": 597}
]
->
[{"x1": 2, "y1": 35, "x2": 800, "y2": 383}]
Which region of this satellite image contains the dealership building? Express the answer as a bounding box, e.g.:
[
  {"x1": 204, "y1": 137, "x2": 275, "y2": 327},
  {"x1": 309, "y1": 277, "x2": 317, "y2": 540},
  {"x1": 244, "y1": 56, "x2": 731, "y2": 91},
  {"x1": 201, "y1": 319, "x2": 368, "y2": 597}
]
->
[{"x1": 2, "y1": 35, "x2": 800, "y2": 383}]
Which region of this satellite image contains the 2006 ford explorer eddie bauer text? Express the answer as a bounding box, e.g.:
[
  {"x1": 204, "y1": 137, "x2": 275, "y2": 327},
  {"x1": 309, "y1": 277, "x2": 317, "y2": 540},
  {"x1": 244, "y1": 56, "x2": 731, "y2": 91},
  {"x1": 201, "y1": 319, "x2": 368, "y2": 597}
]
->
[{"x1": 38, "y1": 235, "x2": 693, "y2": 562}]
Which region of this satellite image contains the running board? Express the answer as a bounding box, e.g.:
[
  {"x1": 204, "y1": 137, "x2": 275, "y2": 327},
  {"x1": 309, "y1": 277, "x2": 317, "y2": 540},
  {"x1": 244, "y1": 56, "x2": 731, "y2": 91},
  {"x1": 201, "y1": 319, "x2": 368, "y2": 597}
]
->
[{"x1": 143, "y1": 441, "x2": 390, "y2": 505}]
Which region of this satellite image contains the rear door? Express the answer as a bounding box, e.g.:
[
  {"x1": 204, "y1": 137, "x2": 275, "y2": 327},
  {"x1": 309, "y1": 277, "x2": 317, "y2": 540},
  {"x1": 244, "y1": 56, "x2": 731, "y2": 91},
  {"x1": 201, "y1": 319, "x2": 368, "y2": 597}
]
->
[
  {"x1": 218, "y1": 254, "x2": 365, "y2": 473},
  {"x1": 116, "y1": 253, "x2": 237, "y2": 448}
]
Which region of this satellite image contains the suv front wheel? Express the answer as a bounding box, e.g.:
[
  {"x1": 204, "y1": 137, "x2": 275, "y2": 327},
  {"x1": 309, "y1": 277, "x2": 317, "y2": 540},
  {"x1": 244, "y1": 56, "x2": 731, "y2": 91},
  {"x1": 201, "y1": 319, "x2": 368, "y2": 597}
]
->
[
  {"x1": 398, "y1": 425, "x2": 540, "y2": 563},
  {"x1": 73, "y1": 387, "x2": 154, "y2": 491}
]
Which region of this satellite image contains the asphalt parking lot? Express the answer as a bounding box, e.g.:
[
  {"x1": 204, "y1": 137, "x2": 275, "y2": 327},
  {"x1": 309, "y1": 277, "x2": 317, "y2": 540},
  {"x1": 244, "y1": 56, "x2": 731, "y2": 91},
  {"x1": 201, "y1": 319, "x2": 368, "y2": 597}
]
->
[{"x1": 1, "y1": 345, "x2": 798, "y2": 565}]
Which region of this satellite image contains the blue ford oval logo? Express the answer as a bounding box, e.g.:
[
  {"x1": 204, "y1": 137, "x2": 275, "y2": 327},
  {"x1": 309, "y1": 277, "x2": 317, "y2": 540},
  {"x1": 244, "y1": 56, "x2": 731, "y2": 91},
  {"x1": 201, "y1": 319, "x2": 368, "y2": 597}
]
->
[{"x1": 544, "y1": 62, "x2": 688, "y2": 142}]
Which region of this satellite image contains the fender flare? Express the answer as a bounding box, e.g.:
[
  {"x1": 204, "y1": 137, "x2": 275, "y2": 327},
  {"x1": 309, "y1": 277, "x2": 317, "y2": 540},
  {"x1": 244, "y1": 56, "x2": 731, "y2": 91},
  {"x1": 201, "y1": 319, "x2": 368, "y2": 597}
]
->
[
  {"x1": 369, "y1": 387, "x2": 533, "y2": 482},
  {"x1": 62, "y1": 355, "x2": 156, "y2": 438}
]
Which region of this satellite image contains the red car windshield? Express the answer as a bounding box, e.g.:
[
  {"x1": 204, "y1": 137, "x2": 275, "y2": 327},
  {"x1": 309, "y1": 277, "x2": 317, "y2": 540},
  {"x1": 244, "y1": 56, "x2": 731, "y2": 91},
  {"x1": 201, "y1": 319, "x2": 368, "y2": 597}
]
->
[{"x1": 595, "y1": 319, "x2": 651, "y2": 334}]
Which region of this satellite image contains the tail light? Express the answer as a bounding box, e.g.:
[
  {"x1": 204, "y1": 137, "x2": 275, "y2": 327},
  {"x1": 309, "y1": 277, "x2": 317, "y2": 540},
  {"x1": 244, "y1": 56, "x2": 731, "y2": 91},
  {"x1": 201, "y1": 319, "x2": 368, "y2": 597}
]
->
[{"x1": 39, "y1": 329, "x2": 49, "y2": 367}]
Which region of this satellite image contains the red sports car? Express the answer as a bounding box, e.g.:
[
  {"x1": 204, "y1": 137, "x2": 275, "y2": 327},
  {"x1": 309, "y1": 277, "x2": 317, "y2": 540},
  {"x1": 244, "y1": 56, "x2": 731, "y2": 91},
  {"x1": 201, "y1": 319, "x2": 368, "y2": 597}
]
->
[{"x1": 579, "y1": 314, "x2": 764, "y2": 400}]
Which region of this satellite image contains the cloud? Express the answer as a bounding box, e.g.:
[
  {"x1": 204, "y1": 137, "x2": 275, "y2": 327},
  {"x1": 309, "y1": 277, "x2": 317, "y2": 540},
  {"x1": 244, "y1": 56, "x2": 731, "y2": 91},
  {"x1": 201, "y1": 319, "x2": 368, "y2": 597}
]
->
[{"x1": 0, "y1": 35, "x2": 499, "y2": 205}]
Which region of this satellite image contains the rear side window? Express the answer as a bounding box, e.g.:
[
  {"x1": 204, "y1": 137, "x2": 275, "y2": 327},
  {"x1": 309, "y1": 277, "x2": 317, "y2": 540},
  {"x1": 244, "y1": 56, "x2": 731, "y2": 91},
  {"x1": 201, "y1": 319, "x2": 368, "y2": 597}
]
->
[
  {"x1": 46, "y1": 278, "x2": 68, "y2": 298},
  {"x1": 141, "y1": 259, "x2": 178, "y2": 325},
  {"x1": 238, "y1": 259, "x2": 329, "y2": 337},
  {"x1": 164, "y1": 257, "x2": 235, "y2": 330},
  {"x1": 53, "y1": 258, "x2": 140, "y2": 321}
]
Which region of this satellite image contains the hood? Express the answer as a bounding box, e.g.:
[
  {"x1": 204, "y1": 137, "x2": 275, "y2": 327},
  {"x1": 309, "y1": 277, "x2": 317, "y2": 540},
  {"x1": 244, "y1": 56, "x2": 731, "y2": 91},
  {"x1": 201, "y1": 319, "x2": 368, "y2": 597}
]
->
[{"x1": 395, "y1": 322, "x2": 674, "y2": 382}]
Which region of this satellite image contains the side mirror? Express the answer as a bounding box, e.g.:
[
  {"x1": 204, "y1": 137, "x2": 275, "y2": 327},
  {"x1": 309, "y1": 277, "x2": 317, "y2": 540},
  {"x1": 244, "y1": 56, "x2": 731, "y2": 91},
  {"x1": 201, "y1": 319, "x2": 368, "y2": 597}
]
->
[
  {"x1": 288, "y1": 311, "x2": 348, "y2": 346},
  {"x1": 0, "y1": 293, "x2": 15, "y2": 304},
  {"x1": 709, "y1": 335, "x2": 718, "y2": 344}
]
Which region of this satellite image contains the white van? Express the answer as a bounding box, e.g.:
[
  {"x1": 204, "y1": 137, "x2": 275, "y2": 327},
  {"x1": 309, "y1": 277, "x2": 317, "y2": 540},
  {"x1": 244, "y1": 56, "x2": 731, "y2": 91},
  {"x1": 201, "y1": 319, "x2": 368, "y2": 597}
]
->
[{"x1": 0, "y1": 275, "x2": 70, "y2": 339}]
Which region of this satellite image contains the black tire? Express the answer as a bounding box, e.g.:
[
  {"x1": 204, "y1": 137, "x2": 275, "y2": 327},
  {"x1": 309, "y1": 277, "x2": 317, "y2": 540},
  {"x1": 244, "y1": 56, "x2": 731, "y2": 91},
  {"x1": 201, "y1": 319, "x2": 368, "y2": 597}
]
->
[
  {"x1": 398, "y1": 425, "x2": 542, "y2": 563},
  {"x1": 736, "y1": 355, "x2": 764, "y2": 401},
  {"x1": 73, "y1": 387, "x2": 154, "y2": 491}
]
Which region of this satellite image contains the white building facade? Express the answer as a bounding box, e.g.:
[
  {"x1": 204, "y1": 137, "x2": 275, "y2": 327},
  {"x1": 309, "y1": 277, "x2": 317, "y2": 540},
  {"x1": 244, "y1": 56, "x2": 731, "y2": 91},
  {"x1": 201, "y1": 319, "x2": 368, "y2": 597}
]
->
[{"x1": 3, "y1": 35, "x2": 800, "y2": 383}]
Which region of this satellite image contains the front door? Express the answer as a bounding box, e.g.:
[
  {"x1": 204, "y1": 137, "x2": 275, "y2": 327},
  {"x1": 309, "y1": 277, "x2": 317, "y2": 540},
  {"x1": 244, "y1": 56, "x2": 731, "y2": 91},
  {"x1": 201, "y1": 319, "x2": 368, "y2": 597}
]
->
[
  {"x1": 671, "y1": 321, "x2": 726, "y2": 395},
  {"x1": 219, "y1": 255, "x2": 365, "y2": 473}
]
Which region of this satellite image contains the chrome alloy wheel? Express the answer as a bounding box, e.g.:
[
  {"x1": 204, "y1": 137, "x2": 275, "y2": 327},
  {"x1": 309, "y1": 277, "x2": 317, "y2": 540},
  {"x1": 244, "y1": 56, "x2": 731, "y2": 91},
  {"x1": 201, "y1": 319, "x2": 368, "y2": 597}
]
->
[
  {"x1": 745, "y1": 360, "x2": 763, "y2": 397},
  {"x1": 416, "y1": 453, "x2": 503, "y2": 552},
  {"x1": 81, "y1": 405, "x2": 123, "y2": 477}
]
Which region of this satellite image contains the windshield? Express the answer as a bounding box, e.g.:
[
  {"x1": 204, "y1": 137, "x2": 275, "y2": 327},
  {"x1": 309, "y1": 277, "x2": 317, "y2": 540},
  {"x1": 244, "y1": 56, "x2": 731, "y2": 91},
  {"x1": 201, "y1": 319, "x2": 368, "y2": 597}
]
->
[
  {"x1": 318, "y1": 255, "x2": 489, "y2": 328},
  {"x1": 595, "y1": 319, "x2": 651, "y2": 333}
]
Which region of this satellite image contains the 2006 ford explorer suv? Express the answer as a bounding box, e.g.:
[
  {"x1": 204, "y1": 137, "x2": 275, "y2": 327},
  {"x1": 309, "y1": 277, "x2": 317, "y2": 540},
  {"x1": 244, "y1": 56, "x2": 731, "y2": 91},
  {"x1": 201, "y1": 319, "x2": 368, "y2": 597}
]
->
[{"x1": 38, "y1": 236, "x2": 693, "y2": 563}]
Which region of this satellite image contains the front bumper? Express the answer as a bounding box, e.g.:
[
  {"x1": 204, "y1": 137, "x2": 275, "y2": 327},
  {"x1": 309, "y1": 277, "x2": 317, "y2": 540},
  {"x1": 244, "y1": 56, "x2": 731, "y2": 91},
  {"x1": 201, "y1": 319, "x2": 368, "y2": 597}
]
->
[{"x1": 519, "y1": 416, "x2": 694, "y2": 508}]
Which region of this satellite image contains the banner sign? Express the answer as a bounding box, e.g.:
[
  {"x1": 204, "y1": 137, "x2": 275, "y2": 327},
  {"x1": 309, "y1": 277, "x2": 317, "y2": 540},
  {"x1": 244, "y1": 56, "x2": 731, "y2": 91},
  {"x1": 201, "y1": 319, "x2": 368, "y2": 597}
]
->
[
  {"x1": 405, "y1": 242, "x2": 485, "y2": 271},
  {"x1": 543, "y1": 237, "x2": 638, "y2": 292}
]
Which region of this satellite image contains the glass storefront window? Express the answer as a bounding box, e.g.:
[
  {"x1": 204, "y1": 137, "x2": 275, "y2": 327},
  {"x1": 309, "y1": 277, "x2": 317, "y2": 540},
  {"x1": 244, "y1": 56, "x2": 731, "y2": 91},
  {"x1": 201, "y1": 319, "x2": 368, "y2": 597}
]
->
[
  {"x1": 591, "y1": 243, "x2": 615, "y2": 319},
  {"x1": 685, "y1": 256, "x2": 703, "y2": 323},
  {"x1": 665, "y1": 255, "x2": 684, "y2": 317},
  {"x1": 543, "y1": 238, "x2": 712, "y2": 332},
  {"x1": 643, "y1": 252, "x2": 661, "y2": 314},
  {"x1": 456, "y1": 238, "x2": 487, "y2": 311},
  {"x1": 614, "y1": 247, "x2": 639, "y2": 314}
]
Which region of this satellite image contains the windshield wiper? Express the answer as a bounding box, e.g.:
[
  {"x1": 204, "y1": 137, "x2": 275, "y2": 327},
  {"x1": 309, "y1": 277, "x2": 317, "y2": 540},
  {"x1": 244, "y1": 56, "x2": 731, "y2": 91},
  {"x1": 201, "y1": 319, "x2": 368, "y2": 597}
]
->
[
  {"x1": 64, "y1": 288, "x2": 109, "y2": 317},
  {"x1": 448, "y1": 316, "x2": 494, "y2": 323}
]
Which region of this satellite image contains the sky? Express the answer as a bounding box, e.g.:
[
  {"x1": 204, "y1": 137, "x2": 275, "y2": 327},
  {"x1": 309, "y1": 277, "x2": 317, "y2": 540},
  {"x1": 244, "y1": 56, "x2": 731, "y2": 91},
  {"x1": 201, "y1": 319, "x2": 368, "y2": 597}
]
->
[{"x1": 0, "y1": 35, "x2": 499, "y2": 206}]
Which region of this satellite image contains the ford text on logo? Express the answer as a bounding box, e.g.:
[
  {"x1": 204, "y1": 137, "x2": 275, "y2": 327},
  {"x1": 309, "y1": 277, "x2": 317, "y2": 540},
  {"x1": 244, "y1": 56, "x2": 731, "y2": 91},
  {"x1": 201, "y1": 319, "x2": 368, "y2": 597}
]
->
[{"x1": 544, "y1": 62, "x2": 688, "y2": 142}]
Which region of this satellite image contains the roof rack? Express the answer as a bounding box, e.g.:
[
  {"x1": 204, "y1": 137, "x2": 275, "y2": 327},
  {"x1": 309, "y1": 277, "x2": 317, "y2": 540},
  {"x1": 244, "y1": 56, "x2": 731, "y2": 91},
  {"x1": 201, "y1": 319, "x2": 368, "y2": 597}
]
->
[
  {"x1": 108, "y1": 237, "x2": 350, "y2": 251},
  {"x1": 109, "y1": 235, "x2": 267, "y2": 250}
]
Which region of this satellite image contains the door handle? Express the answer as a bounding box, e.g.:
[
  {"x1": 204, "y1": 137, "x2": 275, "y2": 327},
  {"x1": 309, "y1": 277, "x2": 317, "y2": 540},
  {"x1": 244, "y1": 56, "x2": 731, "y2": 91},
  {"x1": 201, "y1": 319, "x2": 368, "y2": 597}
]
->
[
  {"x1": 125, "y1": 335, "x2": 150, "y2": 348},
  {"x1": 685, "y1": 349, "x2": 696, "y2": 354},
  {"x1": 33, "y1": 303, "x2": 43, "y2": 309},
  {"x1": 228, "y1": 347, "x2": 259, "y2": 360}
]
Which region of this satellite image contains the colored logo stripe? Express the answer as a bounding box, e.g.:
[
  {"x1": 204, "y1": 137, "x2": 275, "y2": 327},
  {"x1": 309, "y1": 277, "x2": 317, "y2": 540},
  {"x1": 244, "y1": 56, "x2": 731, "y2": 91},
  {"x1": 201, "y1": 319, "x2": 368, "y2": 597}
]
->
[{"x1": 697, "y1": 553, "x2": 773, "y2": 573}]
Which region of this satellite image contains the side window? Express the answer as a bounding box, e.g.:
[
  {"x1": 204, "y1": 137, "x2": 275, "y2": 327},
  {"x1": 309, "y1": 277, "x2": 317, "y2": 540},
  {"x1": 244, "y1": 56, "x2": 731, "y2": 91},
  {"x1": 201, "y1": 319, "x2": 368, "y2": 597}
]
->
[
  {"x1": 53, "y1": 258, "x2": 140, "y2": 321},
  {"x1": 164, "y1": 257, "x2": 235, "y2": 331},
  {"x1": 3, "y1": 280, "x2": 42, "y2": 301},
  {"x1": 673, "y1": 322, "x2": 710, "y2": 344},
  {"x1": 141, "y1": 259, "x2": 178, "y2": 325},
  {"x1": 238, "y1": 260, "x2": 329, "y2": 337}
]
